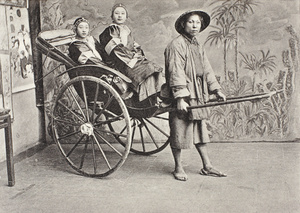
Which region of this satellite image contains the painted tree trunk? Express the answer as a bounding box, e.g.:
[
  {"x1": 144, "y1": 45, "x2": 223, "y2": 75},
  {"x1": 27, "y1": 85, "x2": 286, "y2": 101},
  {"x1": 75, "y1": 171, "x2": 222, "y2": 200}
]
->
[
  {"x1": 235, "y1": 29, "x2": 239, "y2": 82},
  {"x1": 224, "y1": 40, "x2": 227, "y2": 81},
  {"x1": 286, "y1": 27, "x2": 300, "y2": 139}
]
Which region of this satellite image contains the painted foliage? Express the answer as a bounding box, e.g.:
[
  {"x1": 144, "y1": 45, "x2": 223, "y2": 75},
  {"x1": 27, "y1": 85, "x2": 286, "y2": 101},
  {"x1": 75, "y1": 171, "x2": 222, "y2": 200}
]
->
[{"x1": 40, "y1": 0, "x2": 300, "y2": 141}]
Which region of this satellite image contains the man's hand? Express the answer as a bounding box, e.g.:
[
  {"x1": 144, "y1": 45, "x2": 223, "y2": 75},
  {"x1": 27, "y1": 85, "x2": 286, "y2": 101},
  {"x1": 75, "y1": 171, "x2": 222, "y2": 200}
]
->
[
  {"x1": 177, "y1": 98, "x2": 189, "y2": 112},
  {"x1": 216, "y1": 90, "x2": 226, "y2": 102}
]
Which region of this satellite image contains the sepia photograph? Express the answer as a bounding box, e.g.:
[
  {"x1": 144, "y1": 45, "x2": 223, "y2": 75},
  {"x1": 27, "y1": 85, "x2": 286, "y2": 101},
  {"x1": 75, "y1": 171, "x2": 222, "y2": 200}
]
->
[{"x1": 0, "y1": 0, "x2": 299, "y2": 212}]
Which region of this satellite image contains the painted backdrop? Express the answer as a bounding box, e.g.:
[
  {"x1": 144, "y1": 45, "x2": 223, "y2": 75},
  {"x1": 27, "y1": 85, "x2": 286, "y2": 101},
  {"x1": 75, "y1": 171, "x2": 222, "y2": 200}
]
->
[{"x1": 40, "y1": 0, "x2": 300, "y2": 142}]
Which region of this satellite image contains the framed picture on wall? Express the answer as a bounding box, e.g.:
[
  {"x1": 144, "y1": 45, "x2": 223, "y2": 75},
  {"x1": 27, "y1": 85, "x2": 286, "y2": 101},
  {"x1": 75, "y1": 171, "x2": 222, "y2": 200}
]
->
[
  {"x1": 0, "y1": 5, "x2": 13, "y2": 117},
  {"x1": 0, "y1": 0, "x2": 27, "y2": 8},
  {"x1": 6, "y1": 6, "x2": 35, "y2": 93}
]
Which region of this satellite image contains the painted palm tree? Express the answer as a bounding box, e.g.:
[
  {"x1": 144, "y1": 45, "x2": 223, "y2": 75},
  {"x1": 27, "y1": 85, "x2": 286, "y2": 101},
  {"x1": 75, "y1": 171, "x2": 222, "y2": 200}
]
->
[
  {"x1": 209, "y1": 0, "x2": 258, "y2": 81},
  {"x1": 243, "y1": 100, "x2": 278, "y2": 137},
  {"x1": 205, "y1": 15, "x2": 243, "y2": 81},
  {"x1": 240, "y1": 50, "x2": 276, "y2": 92},
  {"x1": 210, "y1": 102, "x2": 245, "y2": 140}
]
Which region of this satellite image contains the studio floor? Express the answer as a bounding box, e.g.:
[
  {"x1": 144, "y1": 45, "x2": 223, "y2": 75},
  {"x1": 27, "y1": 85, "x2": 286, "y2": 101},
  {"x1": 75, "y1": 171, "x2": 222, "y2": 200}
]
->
[{"x1": 0, "y1": 142, "x2": 299, "y2": 213}]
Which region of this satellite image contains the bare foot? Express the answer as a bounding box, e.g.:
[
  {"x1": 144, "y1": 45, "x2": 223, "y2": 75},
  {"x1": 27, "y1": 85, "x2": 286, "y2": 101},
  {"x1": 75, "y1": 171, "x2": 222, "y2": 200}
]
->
[{"x1": 172, "y1": 169, "x2": 188, "y2": 181}]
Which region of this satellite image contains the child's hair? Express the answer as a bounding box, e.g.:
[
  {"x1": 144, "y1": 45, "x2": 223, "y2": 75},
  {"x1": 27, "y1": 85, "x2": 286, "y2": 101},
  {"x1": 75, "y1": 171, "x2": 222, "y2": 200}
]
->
[
  {"x1": 111, "y1": 3, "x2": 128, "y2": 18},
  {"x1": 73, "y1": 17, "x2": 89, "y2": 32}
]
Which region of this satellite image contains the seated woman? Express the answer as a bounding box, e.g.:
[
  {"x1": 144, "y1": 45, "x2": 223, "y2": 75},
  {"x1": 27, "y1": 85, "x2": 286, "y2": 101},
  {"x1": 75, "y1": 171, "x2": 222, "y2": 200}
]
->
[
  {"x1": 99, "y1": 3, "x2": 165, "y2": 103},
  {"x1": 69, "y1": 17, "x2": 130, "y2": 95},
  {"x1": 69, "y1": 17, "x2": 103, "y2": 65}
]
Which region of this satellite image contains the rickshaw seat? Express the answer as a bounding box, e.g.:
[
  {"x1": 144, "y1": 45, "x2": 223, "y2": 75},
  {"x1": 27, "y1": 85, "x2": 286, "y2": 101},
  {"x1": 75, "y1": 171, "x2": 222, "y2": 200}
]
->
[
  {"x1": 36, "y1": 29, "x2": 77, "y2": 67},
  {"x1": 39, "y1": 29, "x2": 75, "y2": 46},
  {"x1": 36, "y1": 30, "x2": 132, "y2": 84}
]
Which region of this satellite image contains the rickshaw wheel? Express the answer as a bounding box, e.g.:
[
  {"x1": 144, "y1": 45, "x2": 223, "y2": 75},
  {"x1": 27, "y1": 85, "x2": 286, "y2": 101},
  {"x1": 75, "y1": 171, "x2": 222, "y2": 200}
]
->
[
  {"x1": 108, "y1": 113, "x2": 170, "y2": 155},
  {"x1": 51, "y1": 76, "x2": 132, "y2": 177}
]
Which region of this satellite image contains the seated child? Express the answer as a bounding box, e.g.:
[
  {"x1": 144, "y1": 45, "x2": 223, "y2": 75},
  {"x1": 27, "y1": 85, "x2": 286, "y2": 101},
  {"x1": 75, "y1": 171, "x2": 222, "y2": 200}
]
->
[
  {"x1": 69, "y1": 17, "x2": 103, "y2": 65},
  {"x1": 99, "y1": 3, "x2": 165, "y2": 103},
  {"x1": 69, "y1": 17, "x2": 130, "y2": 95}
]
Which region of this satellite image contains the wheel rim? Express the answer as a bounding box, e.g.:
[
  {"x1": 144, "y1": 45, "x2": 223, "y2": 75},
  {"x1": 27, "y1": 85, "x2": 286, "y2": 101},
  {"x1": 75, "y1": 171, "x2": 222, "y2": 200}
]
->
[
  {"x1": 109, "y1": 113, "x2": 170, "y2": 155},
  {"x1": 51, "y1": 76, "x2": 132, "y2": 177}
]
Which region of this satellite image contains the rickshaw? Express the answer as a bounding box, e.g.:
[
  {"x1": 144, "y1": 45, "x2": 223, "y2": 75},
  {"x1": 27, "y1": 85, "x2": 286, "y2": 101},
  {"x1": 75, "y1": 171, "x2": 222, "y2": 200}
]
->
[{"x1": 36, "y1": 29, "x2": 280, "y2": 178}]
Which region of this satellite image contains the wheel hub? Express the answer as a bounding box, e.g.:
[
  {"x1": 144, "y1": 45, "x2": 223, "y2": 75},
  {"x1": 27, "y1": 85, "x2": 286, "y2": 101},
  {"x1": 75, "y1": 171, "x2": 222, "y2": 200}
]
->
[{"x1": 80, "y1": 123, "x2": 94, "y2": 136}]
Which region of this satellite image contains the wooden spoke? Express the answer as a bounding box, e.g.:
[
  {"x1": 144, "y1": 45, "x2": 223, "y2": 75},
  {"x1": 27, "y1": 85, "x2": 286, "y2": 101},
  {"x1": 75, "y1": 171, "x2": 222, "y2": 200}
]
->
[
  {"x1": 66, "y1": 135, "x2": 86, "y2": 157},
  {"x1": 141, "y1": 119, "x2": 159, "y2": 149},
  {"x1": 91, "y1": 136, "x2": 97, "y2": 174},
  {"x1": 81, "y1": 81, "x2": 90, "y2": 122},
  {"x1": 91, "y1": 83, "x2": 100, "y2": 123},
  {"x1": 67, "y1": 86, "x2": 87, "y2": 121},
  {"x1": 109, "y1": 115, "x2": 169, "y2": 155},
  {"x1": 79, "y1": 138, "x2": 89, "y2": 170},
  {"x1": 57, "y1": 129, "x2": 81, "y2": 140},
  {"x1": 94, "y1": 130, "x2": 122, "y2": 157},
  {"x1": 153, "y1": 115, "x2": 169, "y2": 121},
  {"x1": 52, "y1": 76, "x2": 131, "y2": 177},
  {"x1": 53, "y1": 117, "x2": 82, "y2": 126},
  {"x1": 93, "y1": 114, "x2": 123, "y2": 127},
  {"x1": 57, "y1": 100, "x2": 85, "y2": 123},
  {"x1": 131, "y1": 122, "x2": 137, "y2": 148},
  {"x1": 139, "y1": 123, "x2": 146, "y2": 152},
  {"x1": 103, "y1": 109, "x2": 120, "y2": 118},
  {"x1": 107, "y1": 117, "x2": 131, "y2": 140},
  {"x1": 94, "y1": 95, "x2": 114, "y2": 122},
  {"x1": 92, "y1": 134, "x2": 112, "y2": 170},
  {"x1": 144, "y1": 118, "x2": 169, "y2": 137},
  {"x1": 94, "y1": 127, "x2": 127, "y2": 138}
]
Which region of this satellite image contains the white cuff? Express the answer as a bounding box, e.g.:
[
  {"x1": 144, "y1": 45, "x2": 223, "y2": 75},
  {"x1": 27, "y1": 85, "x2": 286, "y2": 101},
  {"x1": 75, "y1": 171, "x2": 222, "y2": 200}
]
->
[
  {"x1": 105, "y1": 38, "x2": 121, "y2": 55},
  {"x1": 127, "y1": 58, "x2": 138, "y2": 68}
]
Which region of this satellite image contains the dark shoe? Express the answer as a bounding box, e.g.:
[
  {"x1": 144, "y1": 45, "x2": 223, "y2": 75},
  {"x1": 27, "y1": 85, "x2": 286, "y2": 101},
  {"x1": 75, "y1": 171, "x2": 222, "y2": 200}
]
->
[
  {"x1": 121, "y1": 90, "x2": 134, "y2": 100},
  {"x1": 159, "y1": 101, "x2": 172, "y2": 108},
  {"x1": 156, "y1": 96, "x2": 172, "y2": 108}
]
